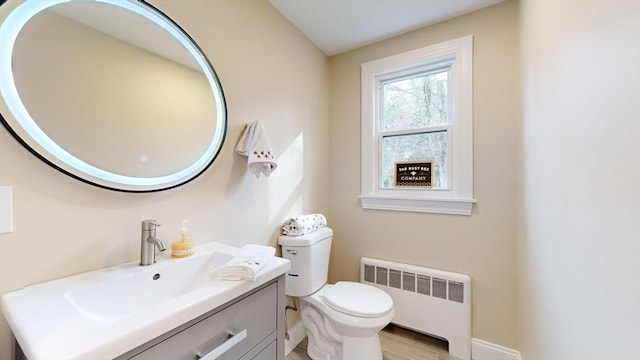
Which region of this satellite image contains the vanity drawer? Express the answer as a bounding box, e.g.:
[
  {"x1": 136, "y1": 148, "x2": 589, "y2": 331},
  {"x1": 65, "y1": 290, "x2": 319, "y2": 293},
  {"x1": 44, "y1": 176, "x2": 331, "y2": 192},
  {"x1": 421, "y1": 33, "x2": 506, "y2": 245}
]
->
[
  {"x1": 247, "y1": 340, "x2": 276, "y2": 360},
  {"x1": 129, "y1": 283, "x2": 277, "y2": 360}
]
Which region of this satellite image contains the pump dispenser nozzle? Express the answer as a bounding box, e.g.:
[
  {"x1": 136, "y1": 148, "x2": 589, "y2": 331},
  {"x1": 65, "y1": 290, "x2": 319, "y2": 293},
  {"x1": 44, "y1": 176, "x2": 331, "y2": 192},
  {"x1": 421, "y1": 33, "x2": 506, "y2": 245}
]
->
[{"x1": 181, "y1": 220, "x2": 189, "y2": 239}]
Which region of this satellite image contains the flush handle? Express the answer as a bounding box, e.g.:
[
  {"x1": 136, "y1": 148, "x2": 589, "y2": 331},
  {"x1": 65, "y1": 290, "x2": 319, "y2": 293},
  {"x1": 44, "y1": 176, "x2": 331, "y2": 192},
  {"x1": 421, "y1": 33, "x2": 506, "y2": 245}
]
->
[{"x1": 286, "y1": 249, "x2": 297, "y2": 255}]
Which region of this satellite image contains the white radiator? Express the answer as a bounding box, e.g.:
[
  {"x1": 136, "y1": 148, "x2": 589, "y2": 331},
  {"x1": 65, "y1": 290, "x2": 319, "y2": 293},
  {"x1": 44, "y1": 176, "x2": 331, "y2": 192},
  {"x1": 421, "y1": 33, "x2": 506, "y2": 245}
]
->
[{"x1": 360, "y1": 257, "x2": 471, "y2": 360}]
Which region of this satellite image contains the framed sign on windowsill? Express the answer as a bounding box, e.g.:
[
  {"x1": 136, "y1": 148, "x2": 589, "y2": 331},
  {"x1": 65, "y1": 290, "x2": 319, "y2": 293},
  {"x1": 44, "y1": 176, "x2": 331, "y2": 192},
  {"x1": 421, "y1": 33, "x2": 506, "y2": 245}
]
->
[{"x1": 394, "y1": 161, "x2": 433, "y2": 188}]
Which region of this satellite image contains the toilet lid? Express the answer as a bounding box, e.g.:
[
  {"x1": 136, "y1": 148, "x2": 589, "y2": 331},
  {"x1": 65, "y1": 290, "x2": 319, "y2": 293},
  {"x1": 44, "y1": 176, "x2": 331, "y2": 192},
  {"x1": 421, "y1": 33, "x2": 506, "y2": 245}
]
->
[{"x1": 322, "y1": 281, "x2": 393, "y2": 318}]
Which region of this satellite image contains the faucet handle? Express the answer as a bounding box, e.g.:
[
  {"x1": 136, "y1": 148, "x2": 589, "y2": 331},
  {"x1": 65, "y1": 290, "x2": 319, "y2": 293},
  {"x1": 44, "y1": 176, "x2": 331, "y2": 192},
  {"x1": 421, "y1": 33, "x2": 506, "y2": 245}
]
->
[{"x1": 142, "y1": 219, "x2": 161, "y2": 230}]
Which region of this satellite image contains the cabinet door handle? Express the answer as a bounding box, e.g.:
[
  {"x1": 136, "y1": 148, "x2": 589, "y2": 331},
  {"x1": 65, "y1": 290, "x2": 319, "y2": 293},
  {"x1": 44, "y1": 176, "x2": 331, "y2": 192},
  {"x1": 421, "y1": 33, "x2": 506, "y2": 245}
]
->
[{"x1": 195, "y1": 329, "x2": 247, "y2": 360}]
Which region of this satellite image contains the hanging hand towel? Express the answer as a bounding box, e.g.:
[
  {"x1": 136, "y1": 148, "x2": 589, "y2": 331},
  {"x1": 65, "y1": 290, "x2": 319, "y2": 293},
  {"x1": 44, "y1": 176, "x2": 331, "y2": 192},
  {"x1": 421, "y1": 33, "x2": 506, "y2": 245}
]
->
[
  {"x1": 211, "y1": 244, "x2": 275, "y2": 281},
  {"x1": 282, "y1": 214, "x2": 327, "y2": 236},
  {"x1": 235, "y1": 120, "x2": 278, "y2": 178}
]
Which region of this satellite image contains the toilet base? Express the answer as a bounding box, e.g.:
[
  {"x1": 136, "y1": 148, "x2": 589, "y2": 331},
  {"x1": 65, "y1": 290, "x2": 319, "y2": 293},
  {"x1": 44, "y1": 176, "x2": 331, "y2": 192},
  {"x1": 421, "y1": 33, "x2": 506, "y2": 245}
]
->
[
  {"x1": 301, "y1": 303, "x2": 385, "y2": 360},
  {"x1": 342, "y1": 335, "x2": 383, "y2": 360},
  {"x1": 302, "y1": 305, "x2": 341, "y2": 360},
  {"x1": 305, "y1": 332, "x2": 383, "y2": 360}
]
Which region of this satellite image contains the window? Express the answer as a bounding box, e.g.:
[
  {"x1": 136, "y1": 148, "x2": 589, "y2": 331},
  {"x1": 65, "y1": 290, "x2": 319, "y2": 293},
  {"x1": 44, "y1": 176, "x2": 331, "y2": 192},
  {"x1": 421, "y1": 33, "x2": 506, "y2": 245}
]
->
[{"x1": 360, "y1": 36, "x2": 475, "y2": 215}]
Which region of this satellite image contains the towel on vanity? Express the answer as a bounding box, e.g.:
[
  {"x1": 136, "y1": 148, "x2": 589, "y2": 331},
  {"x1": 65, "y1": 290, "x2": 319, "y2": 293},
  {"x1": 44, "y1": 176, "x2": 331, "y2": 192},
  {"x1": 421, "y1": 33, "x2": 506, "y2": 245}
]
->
[
  {"x1": 235, "y1": 120, "x2": 278, "y2": 178},
  {"x1": 282, "y1": 214, "x2": 327, "y2": 236},
  {"x1": 211, "y1": 244, "x2": 275, "y2": 281}
]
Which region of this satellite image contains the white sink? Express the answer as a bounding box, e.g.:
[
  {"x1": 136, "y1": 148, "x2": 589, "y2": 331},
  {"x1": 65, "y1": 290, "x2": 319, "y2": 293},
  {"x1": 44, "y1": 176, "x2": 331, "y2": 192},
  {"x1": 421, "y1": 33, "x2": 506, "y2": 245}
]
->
[
  {"x1": 64, "y1": 250, "x2": 233, "y2": 323},
  {"x1": 1, "y1": 241, "x2": 290, "y2": 360}
]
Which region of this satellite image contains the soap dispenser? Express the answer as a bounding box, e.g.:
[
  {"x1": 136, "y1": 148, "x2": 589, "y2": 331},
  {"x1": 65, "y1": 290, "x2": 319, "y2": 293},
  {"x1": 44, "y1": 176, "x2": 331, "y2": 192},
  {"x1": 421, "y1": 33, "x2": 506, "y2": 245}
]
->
[{"x1": 171, "y1": 220, "x2": 194, "y2": 258}]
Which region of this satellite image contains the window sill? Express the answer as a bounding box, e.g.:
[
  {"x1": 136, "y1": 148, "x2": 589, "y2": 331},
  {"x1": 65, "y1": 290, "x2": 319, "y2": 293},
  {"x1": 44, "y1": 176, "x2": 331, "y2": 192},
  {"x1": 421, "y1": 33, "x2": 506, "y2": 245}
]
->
[{"x1": 359, "y1": 195, "x2": 475, "y2": 215}]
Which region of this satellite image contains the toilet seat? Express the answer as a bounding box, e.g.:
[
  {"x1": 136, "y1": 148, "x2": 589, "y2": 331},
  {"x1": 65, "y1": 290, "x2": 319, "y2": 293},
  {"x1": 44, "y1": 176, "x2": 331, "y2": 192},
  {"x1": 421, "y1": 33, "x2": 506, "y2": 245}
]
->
[
  {"x1": 303, "y1": 283, "x2": 395, "y2": 332},
  {"x1": 322, "y1": 281, "x2": 393, "y2": 318}
]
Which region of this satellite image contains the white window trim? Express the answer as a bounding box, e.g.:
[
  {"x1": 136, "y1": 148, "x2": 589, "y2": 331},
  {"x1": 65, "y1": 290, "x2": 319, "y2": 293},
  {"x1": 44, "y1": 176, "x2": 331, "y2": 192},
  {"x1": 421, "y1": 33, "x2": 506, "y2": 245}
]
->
[{"x1": 360, "y1": 35, "x2": 475, "y2": 215}]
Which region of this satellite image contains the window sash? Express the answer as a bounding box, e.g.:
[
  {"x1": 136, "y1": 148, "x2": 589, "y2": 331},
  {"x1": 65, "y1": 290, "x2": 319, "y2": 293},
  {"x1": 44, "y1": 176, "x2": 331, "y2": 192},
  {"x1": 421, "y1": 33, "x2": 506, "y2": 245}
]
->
[
  {"x1": 378, "y1": 126, "x2": 452, "y2": 190},
  {"x1": 378, "y1": 125, "x2": 451, "y2": 137},
  {"x1": 378, "y1": 65, "x2": 453, "y2": 131},
  {"x1": 377, "y1": 58, "x2": 454, "y2": 84}
]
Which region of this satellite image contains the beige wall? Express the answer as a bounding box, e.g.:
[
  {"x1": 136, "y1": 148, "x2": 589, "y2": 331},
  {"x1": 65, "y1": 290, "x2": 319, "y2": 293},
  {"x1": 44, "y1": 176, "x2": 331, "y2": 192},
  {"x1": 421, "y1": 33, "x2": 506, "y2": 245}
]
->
[
  {"x1": 328, "y1": 0, "x2": 520, "y2": 349},
  {"x1": 518, "y1": 0, "x2": 640, "y2": 358},
  {"x1": 0, "y1": 0, "x2": 329, "y2": 358}
]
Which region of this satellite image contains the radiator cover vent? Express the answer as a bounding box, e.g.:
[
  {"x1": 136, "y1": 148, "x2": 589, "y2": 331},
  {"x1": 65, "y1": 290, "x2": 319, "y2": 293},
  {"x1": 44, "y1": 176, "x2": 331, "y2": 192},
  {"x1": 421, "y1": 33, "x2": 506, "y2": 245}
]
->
[
  {"x1": 360, "y1": 257, "x2": 472, "y2": 360},
  {"x1": 363, "y1": 263, "x2": 465, "y2": 304}
]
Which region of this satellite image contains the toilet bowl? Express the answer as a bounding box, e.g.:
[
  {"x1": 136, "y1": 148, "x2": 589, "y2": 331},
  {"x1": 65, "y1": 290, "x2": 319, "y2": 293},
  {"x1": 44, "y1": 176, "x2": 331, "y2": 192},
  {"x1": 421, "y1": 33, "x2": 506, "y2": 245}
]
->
[
  {"x1": 278, "y1": 227, "x2": 395, "y2": 360},
  {"x1": 301, "y1": 282, "x2": 394, "y2": 360}
]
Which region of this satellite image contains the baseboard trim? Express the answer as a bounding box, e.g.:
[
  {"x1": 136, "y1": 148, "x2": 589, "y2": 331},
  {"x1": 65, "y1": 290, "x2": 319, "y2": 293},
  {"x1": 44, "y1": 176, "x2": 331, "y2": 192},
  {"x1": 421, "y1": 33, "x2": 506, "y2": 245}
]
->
[
  {"x1": 472, "y1": 338, "x2": 522, "y2": 360},
  {"x1": 285, "y1": 321, "x2": 306, "y2": 355}
]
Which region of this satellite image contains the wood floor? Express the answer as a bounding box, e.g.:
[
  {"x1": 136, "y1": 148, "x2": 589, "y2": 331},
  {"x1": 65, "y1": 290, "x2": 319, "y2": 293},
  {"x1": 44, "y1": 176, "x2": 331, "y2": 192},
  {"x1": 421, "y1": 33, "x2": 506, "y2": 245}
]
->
[{"x1": 286, "y1": 324, "x2": 457, "y2": 360}]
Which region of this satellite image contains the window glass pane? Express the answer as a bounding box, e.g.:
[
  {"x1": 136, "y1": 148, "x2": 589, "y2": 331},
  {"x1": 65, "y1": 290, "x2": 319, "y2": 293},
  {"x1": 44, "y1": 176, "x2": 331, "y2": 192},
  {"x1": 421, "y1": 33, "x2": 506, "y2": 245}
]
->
[
  {"x1": 381, "y1": 131, "x2": 448, "y2": 189},
  {"x1": 382, "y1": 70, "x2": 449, "y2": 132}
]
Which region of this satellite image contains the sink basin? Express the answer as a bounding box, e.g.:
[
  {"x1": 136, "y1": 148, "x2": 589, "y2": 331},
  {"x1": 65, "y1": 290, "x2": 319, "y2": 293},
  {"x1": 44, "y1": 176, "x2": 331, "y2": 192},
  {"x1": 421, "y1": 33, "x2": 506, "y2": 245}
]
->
[
  {"x1": 1, "y1": 241, "x2": 290, "y2": 360},
  {"x1": 64, "y1": 250, "x2": 233, "y2": 323}
]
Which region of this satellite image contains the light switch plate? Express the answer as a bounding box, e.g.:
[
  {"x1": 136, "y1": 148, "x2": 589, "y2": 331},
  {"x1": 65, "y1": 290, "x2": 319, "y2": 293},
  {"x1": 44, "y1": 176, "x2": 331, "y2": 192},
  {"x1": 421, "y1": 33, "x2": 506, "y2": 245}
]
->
[{"x1": 0, "y1": 186, "x2": 14, "y2": 234}]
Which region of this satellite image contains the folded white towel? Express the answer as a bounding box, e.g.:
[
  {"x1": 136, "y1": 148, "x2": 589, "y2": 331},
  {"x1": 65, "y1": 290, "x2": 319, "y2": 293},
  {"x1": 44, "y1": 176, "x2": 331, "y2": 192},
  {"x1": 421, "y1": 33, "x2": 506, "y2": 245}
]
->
[
  {"x1": 282, "y1": 214, "x2": 327, "y2": 236},
  {"x1": 212, "y1": 244, "x2": 275, "y2": 281},
  {"x1": 235, "y1": 120, "x2": 278, "y2": 178}
]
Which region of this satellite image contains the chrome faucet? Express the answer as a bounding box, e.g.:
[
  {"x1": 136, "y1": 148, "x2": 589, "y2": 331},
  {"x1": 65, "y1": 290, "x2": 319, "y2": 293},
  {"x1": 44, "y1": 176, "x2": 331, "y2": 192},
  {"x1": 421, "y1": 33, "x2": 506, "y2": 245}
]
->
[{"x1": 140, "y1": 220, "x2": 167, "y2": 266}]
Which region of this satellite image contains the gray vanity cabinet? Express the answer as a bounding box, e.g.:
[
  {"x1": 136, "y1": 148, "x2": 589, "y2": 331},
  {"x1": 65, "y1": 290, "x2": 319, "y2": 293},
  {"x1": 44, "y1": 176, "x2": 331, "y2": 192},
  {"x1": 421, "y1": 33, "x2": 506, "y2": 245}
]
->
[{"x1": 116, "y1": 276, "x2": 286, "y2": 360}]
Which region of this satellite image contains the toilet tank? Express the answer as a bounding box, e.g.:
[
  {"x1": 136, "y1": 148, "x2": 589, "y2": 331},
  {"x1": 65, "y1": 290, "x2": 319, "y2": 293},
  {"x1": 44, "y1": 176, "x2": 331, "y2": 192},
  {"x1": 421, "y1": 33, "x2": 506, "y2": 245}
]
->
[{"x1": 278, "y1": 227, "x2": 333, "y2": 297}]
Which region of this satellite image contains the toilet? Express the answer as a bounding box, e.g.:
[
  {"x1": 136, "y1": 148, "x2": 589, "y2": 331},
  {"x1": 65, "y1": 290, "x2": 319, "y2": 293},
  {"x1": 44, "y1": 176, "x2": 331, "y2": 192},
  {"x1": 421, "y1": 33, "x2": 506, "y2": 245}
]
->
[{"x1": 279, "y1": 227, "x2": 394, "y2": 360}]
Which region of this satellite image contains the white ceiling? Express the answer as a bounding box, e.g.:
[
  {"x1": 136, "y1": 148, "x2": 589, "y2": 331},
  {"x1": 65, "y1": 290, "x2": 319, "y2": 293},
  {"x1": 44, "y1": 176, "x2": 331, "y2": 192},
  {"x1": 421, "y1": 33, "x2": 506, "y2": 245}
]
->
[{"x1": 268, "y1": 0, "x2": 503, "y2": 56}]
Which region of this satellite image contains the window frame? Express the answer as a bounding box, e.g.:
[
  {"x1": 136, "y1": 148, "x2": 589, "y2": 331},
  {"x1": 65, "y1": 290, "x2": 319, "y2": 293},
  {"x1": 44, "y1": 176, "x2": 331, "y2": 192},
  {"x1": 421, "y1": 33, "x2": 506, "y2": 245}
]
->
[{"x1": 360, "y1": 35, "x2": 475, "y2": 215}]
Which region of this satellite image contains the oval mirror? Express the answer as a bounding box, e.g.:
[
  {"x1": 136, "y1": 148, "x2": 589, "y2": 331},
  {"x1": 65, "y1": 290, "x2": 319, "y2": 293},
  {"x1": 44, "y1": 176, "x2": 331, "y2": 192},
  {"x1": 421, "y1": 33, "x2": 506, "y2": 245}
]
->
[{"x1": 0, "y1": 0, "x2": 227, "y2": 192}]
